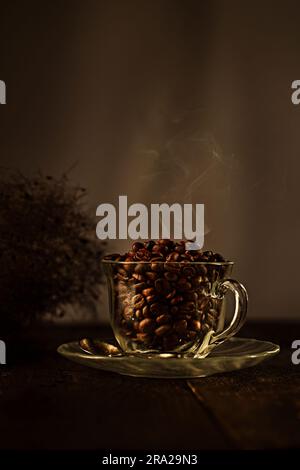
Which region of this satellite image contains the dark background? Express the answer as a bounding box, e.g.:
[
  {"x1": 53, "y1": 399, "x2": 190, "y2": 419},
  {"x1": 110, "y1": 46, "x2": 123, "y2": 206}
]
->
[{"x1": 0, "y1": 0, "x2": 300, "y2": 322}]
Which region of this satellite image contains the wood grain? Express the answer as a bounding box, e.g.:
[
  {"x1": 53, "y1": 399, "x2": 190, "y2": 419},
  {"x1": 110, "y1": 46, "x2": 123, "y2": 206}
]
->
[
  {"x1": 0, "y1": 323, "x2": 299, "y2": 450},
  {"x1": 0, "y1": 326, "x2": 226, "y2": 450},
  {"x1": 187, "y1": 349, "x2": 300, "y2": 449}
]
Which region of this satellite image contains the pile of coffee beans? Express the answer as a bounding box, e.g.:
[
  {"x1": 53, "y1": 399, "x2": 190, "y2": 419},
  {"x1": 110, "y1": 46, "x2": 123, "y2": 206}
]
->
[{"x1": 103, "y1": 240, "x2": 227, "y2": 353}]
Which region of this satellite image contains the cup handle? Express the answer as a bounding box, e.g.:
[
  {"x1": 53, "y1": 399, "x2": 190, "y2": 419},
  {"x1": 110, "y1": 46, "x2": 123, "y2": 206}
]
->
[{"x1": 210, "y1": 278, "x2": 248, "y2": 345}]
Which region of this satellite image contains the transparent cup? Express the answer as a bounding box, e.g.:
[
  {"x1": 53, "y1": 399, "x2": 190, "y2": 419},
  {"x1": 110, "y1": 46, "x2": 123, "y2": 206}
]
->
[{"x1": 102, "y1": 259, "x2": 248, "y2": 358}]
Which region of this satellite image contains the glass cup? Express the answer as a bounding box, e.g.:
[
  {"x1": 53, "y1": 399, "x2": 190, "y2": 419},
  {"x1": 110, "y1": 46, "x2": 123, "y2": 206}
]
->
[{"x1": 102, "y1": 260, "x2": 248, "y2": 358}]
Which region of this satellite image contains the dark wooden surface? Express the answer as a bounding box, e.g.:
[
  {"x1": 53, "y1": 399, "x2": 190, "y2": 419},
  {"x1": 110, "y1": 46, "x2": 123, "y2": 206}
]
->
[{"x1": 0, "y1": 322, "x2": 299, "y2": 451}]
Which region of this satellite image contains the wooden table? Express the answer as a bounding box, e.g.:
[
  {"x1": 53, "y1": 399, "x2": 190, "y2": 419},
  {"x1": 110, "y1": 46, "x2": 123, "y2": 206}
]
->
[{"x1": 0, "y1": 322, "x2": 299, "y2": 463}]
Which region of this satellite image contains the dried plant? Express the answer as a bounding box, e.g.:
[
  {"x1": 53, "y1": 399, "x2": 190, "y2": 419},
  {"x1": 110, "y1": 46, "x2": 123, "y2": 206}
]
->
[{"x1": 0, "y1": 170, "x2": 105, "y2": 330}]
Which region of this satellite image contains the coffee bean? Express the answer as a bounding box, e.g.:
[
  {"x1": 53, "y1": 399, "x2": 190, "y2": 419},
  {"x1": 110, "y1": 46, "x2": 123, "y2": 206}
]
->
[
  {"x1": 174, "y1": 243, "x2": 185, "y2": 254},
  {"x1": 191, "y1": 320, "x2": 201, "y2": 331},
  {"x1": 156, "y1": 314, "x2": 172, "y2": 325},
  {"x1": 134, "y1": 282, "x2": 147, "y2": 293},
  {"x1": 197, "y1": 265, "x2": 208, "y2": 276},
  {"x1": 123, "y1": 261, "x2": 134, "y2": 273},
  {"x1": 164, "y1": 271, "x2": 178, "y2": 282},
  {"x1": 158, "y1": 239, "x2": 174, "y2": 248},
  {"x1": 213, "y1": 252, "x2": 225, "y2": 262},
  {"x1": 132, "y1": 294, "x2": 145, "y2": 309},
  {"x1": 132, "y1": 273, "x2": 145, "y2": 282},
  {"x1": 166, "y1": 289, "x2": 176, "y2": 300},
  {"x1": 155, "y1": 278, "x2": 170, "y2": 293},
  {"x1": 115, "y1": 272, "x2": 128, "y2": 281},
  {"x1": 164, "y1": 262, "x2": 180, "y2": 273},
  {"x1": 150, "y1": 252, "x2": 164, "y2": 259},
  {"x1": 134, "y1": 263, "x2": 145, "y2": 274},
  {"x1": 174, "y1": 319, "x2": 188, "y2": 335},
  {"x1": 132, "y1": 242, "x2": 145, "y2": 252},
  {"x1": 139, "y1": 318, "x2": 155, "y2": 333},
  {"x1": 118, "y1": 267, "x2": 128, "y2": 277},
  {"x1": 134, "y1": 248, "x2": 151, "y2": 261},
  {"x1": 145, "y1": 271, "x2": 158, "y2": 281},
  {"x1": 181, "y1": 301, "x2": 196, "y2": 312},
  {"x1": 123, "y1": 306, "x2": 134, "y2": 321},
  {"x1": 170, "y1": 295, "x2": 183, "y2": 305},
  {"x1": 152, "y1": 244, "x2": 165, "y2": 254},
  {"x1": 170, "y1": 306, "x2": 179, "y2": 314},
  {"x1": 142, "y1": 305, "x2": 151, "y2": 317},
  {"x1": 145, "y1": 240, "x2": 155, "y2": 251},
  {"x1": 142, "y1": 287, "x2": 155, "y2": 297},
  {"x1": 183, "y1": 290, "x2": 199, "y2": 302},
  {"x1": 124, "y1": 330, "x2": 134, "y2": 336},
  {"x1": 184, "y1": 291, "x2": 198, "y2": 302},
  {"x1": 177, "y1": 280, "x2": 192, "y2": 291},
  {"x1": 146, "y1": 294, "x2": 158, "y2": 304},
  {"x1": 150, "y1": 302, "x2": 168, "y2": 315},
  {"x1": 136, "y1": 333, "x2": 152, "y2": 343},
  {"x1": 182, "y1": 266, "x2": 196, "y2": 277},
  {"x1": 155, "y1": 324, "x2": 172, "y2": 336},
  {"x1": 109, "y1": 240, "x2": 226, "y2": 352},
  {"x1": 166, "y1": 252, "x2": 180, "y2": 261},
  {"x1": 135, "y1": 309, "x2": 143, "y2": 320},
  {"x1": 150, "y1": 259, "x2": 164, "y2": 272}
]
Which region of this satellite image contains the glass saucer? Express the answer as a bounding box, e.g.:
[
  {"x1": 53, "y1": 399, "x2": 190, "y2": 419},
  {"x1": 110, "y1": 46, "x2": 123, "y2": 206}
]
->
[{"x1": 57, "y1": 337, "x2": 280, "y2": 378}]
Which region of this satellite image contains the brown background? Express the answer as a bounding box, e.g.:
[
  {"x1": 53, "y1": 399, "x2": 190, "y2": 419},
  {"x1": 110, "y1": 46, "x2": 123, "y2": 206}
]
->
[{"x1": 0, "y1": 0, "x2": 300, "y2": 321}]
